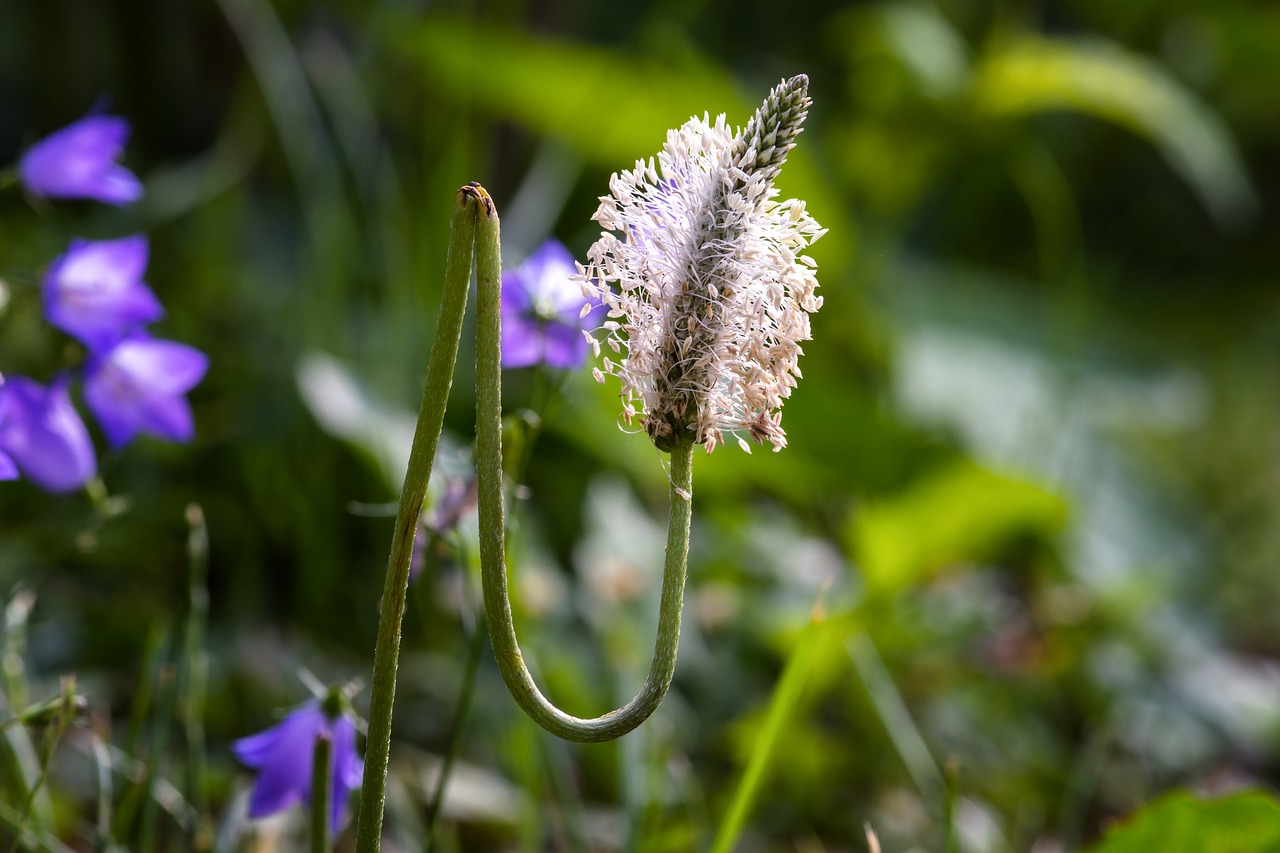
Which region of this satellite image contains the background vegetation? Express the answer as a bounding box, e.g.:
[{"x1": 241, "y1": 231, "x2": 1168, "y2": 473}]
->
[{"x1": 2, "y1": 0, "x2": 1280, "y2": 850}]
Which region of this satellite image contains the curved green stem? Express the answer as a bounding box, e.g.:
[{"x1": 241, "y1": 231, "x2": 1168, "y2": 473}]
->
[
  {"x1": 473, "y1": 187, "x2": 694, "y2": 743},
  {"x1": 357, "y1": 181, "x2": 694, "y2": 853},
  {"x1": 355, "y1": 186, "x2": 482, "y2": 853}
]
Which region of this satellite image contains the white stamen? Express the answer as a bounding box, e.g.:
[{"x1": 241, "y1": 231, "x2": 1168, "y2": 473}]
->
[{"x1": 577, "y1": 76, "x2": 823, "y2": 454}]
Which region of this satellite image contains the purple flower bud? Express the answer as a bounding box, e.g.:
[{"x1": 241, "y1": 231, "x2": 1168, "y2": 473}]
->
[
  {"x1": 0, "y1": 376, "x2": 96, "y2": 493},
  {"x1": 84, "y1": 335, "x2": 208, "y2": 449},
  {"x1": 233, "y1": 698, "x2": 363, "y2": 833},
  {"x1": 44, "y1": 235, "x2": 163, "y2": 353},
  {"x1": 19, "y1": 115, "x2": 143, "y2": 205},
  {"x1": 501, "y1": 239, "x2": 603, "y2": 369}
]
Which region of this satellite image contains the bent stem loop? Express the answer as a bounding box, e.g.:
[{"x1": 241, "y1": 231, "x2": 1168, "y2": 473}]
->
[
  {"x1": 473, "y1": 187, "x2": 694, "y2": 744},
  {"x1": 357, "y1": 182, "x2": 695, "y2": 853}
]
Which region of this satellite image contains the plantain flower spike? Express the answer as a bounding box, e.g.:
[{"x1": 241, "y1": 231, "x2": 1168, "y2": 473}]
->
[{"x1": 583, "y1": 75, "x2": 825, "y2": 454}]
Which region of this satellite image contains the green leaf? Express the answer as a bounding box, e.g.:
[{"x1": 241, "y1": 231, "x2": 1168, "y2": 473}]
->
[
  {"x1": 877, "y1": 2, "x2": 972, "y2": 99},
  {"x1": 398, "y1": 17, "x2": 854, "y2": 271},
  {"x1": 295, "y1": 351, "x2": 416, "y2": 489},
  {"x1": 850, "y1": 458, "x2": 1066, "y2": 594},
  {"x1": 972, "y1": 35, "x2": 1257, "y2": 227},
  {"x1": 404, "y1": 19, "x2": 741, "y2": 165},
  {"x1": 1086, "y1": 790, "x2": 1280, "y2": 853}
]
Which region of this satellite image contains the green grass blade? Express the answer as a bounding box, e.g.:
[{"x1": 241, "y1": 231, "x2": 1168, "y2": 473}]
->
[{"x1": 709, "y1": 605, "x2": 827, "y2": 853}]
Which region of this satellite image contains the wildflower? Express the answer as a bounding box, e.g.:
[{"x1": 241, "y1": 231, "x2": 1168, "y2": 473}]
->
[
  {"x1": 501, "y1": 239, "x2": 602, "y2": 369},
  {"x1": 232, "y1": 695, "x2": 363, "y2": 833},
  {"x1": 19, "y1": 114, "x2": 143, "y2": 205},
  {"x1": 83, "y1": 335, "x2": 208, "y2": 448},
  {"x1": 44, "y1": 235, "x2": 162, "y2": 352},
  {"x1": 0, "y1": 376, "x2": 96, "y2": 492},
  {"x1": 583, "y1": 75, "x2": 825, "y2": 453}
]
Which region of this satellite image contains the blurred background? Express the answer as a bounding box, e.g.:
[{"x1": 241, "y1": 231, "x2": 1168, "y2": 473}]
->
[{"x1": 2, "y1": 0, "x2": 1280, "y2": 850}]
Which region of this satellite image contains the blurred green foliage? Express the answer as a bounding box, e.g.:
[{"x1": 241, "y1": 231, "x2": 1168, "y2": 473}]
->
[
  {"x1": 1086, "y1": 790, "x2": 1280, "y2": 853},
  {"x1": 851, "y1": 458, "x2": 1066, "y2": 594},
  {"x1": 2, "y1": 0, "x2": 1280, "y2": 850}
]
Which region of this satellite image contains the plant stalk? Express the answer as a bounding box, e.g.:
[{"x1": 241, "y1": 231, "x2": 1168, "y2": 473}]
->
[
  {"x1": 472, "y1": 185, "x2": 695, "y2": 743},
  {"x1": 354, "y1": 185, "x2": 482, "y2": 853}
]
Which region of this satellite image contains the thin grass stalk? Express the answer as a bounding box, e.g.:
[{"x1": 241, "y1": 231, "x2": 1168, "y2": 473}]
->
[
  {"x1": 1, "y1": 589, "x2": 51, "y2": 829},
  {"x1": 846, "y1": 634, "x2": 944, "y2": 804},
  {"x1": 91, "y1": 730, "x2": 113, "y2": 851},
  {"x1": 138, "y1": 658, "x2": 177, "y2": 853},
  {"x1": 179, "y1": 504, "x2": 210, "y2": 846},
  {"x1": 110, "y1": 626, "x2": 167, "y2": 843},
  {"x1": 6, "y1": 678, "x2": 78, "y2": 853},
  {"x1": 0, "y1": 801, "x2": 76, "y2": 853}
]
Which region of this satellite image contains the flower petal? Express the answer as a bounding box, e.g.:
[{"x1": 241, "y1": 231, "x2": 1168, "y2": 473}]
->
[
  {"x1": 0, "y1": 377, "x2": 96, "y2": 493},
  {"x1": 540, "y1": 321, "x2": 590, "y2": 369},
  {"x1": 327, "y1": 714, "x2": 362, "y2": 831},
  {"x1": 106, "y1": 338, "x2": 208, "y2": 394},
  {"x1": 234, "y1": 702, "x2": 325, "y2": 819},
  {"x1": 500, "y1": 239, "x2": 599, "y2": 369},
  {"x1": 44, "y1": 235, "x2": 162, "y2": 352},
  {"x1": 84, "y1": 337, "x2": 207, "y2": 448},
  {"x1": 522, "y1": 240, "x2": 584, "y2": 317},
  {"x1": 501, "y1": 268, "x2": 533, "y2": 314},
  {"x1": 0, "y1": 450, "x2": 17, "y2": 481},
  {"x1": 19, "y1": 115, "x2": 142, "y2": 205},
  {"x1": 500, "y1": 312, "x2": 546, "y2": 368}
]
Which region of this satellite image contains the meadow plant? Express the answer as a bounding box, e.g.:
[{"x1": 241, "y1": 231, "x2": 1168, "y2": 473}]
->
[
  {"x1": 5, "y1": 10, "x2": 1277, "y2": 849},
  {"x1": 0, "y1": 114, "x2": 207, "y2": 492},
  {"x1": 355, "y1": 75, "x2": 822, "y2": 851},
  {"x1": 4, "y1": 79, "x2": 824, "y2": 852},
  {"x1": 43, "y1": 235, "x2": 163, "y2": 352},
  {"x1": 18, "y1": 113, "x2": 143, "y2": 205},
  {"x1": 0, "y1": 377, "x2": 97, "y2": 492},
  {"x1": 232, "y1": 687, "x2": 363, "y2": 836},
  {"x1": 83, "y1": 334, "x2": 208, "y2": 448},
  {"x1": 0, "y1": 115, "x2": 211, "y2": 847}
]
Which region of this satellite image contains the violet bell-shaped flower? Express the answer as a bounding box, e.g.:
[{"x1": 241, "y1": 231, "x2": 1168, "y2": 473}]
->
[
  {"x1": 0, "y1": 376, "x2": 96, "y2": 492},
  {"x1": 19, "y1": 114, "x2": 143, "y2": 205},
  {"x1": 583, "y1": 75, "x2": 825, "y2": 454},
  {"x1": 232, "y1": 695, "x2": 363, "y2": 833},
  {"x1": 44, "y1": 235, "x2": 162, "y2": 352},
  {"x1": 501, "y1": 239, "x2": 603, "y2": 369},
  {"x1": 84, "y1": 335, "x2": 208, "y2": 449}
]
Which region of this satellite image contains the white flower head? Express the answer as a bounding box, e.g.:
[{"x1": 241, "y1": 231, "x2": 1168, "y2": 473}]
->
[{"x1": 582, "y1": 75, "x2": 825, "y2": 454}]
